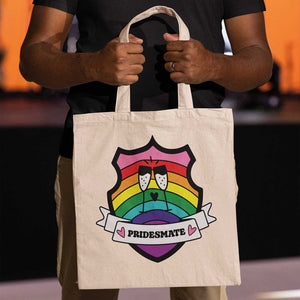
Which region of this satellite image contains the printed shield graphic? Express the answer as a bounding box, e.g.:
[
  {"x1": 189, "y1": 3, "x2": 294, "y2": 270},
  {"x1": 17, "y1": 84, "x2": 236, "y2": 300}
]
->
[{"x1": 107, "y1": 137, "x2": 203, "y2": 262}]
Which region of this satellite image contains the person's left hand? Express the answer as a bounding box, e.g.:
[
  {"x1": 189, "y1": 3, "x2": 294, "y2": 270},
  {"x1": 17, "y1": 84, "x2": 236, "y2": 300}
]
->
[{"x1": 163, "y1": 33, "x2": 216, "y2": 84}]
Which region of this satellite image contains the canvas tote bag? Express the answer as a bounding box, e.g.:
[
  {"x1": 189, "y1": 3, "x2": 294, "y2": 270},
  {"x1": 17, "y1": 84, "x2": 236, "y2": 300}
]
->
[{"x1": 73, "y1": 5, "x2": 241, "y2": 289}]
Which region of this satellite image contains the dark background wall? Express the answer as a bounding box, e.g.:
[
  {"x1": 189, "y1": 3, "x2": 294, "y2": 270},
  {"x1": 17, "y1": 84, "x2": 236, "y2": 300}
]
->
[
  {"x1": 235, "y1": 125, "x2": 300, "y2": 259},
  {"x1": 0, "y1": 125, "x2": 299, "y2": 281}
]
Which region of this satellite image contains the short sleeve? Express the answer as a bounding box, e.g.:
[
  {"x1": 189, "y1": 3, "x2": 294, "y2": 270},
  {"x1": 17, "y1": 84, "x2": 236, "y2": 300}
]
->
[
  {"x1": 32, "y1": 0, "x2": 78, "y2": 15},
  {"x1": 224, "y1": 0, "x2": 266, "y2": 20}
]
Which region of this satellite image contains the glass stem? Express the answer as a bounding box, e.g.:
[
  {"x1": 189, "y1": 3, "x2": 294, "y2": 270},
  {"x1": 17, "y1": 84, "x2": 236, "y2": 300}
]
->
[
  {"x1": 164, "y1": 190, "x2": 169, "y2": 211},
  {"x1": 142, "y1": 191, "x2": 145, "y2": 212}
]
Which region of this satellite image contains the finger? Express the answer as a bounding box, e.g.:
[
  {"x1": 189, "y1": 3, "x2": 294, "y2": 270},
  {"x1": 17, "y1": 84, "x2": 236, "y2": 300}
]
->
[
  {"x1": 123, "y1": 75, "x2": 139, "y2": 85},
  {"x1": 127, "y1": 54, "x2": 145, "y2": 65},
  {"x1": 124, "y1": 43, "x2": 144, "y2": 54},
  {"x1": 109, "y1": 35, "x2": 143, "y2": 47},
  {"x1": 164, "y1": 62, "x2": 184, "y2": 73},
  {"x1": 163, "y1": 33, "x2": 179, "y2": 42},
  {"x1": 126, "y1": 64, "x2": 144, "y2": 75},
  {"x1": 170, "y1": 72, "x2": 185, "y2": 83},
  {"x1": 129, "y1": 34, "x2": 143, "y2": 44},
  {"x1": 163, "y1": 51, "x2": 181, "y2": 62},
  {"x1": 166, "y1": 41, "x2": 184, "y2": 51}
]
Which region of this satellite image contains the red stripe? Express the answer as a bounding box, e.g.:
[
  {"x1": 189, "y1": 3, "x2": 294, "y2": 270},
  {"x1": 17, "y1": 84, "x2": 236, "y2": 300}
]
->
[{"x1": 121, "y1": 161, "x2": 187, "y2": 179}]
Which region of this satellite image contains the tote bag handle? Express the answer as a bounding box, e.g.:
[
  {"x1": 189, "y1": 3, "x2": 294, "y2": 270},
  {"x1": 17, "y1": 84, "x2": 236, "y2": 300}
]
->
[{"x1": 115, "y1": 6, "x2": 194, "y2": 113}]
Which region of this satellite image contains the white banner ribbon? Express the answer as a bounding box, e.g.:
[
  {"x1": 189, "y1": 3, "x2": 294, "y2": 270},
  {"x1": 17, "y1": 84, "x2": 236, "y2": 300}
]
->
[{"x1": 96, "y1": 203, "x2": 216, "y2": 245}]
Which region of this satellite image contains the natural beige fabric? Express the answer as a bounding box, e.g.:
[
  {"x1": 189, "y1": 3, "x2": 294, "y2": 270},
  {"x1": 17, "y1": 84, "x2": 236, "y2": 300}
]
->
[
  {"x1": 73, "y1": 108, "x2": 240, "y2": 290},
  {"x1": 55, "y1": 156, "x2": 228, "y2": 300},
  {"x1": 72, "y1": 5, "x2": 240, "y2": 290}
]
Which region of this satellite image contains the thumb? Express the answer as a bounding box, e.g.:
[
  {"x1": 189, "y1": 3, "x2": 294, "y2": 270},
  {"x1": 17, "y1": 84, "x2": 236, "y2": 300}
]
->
[
  {"x1": 129, "y1": 34, "x2": 143, "y2": 44},
  {"x1": 163, "y1": 33, "x2": 179, "y2": 42}
]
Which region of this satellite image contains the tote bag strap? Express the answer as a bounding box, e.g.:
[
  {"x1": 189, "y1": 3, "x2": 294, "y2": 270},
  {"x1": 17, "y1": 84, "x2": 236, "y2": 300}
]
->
[{"x1": 115, "y1": 6, "x2": 194, "y2": 113}]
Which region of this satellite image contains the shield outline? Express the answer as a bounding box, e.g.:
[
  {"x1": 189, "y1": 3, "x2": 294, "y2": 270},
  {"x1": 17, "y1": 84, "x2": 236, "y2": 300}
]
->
[{"x1": 107, "y1": 136, "x2": 203, "y2": 262}]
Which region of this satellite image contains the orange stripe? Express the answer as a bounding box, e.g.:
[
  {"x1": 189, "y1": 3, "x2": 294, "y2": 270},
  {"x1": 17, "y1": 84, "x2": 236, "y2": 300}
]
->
[
  {"x1": 169, "y1": 173, "x2": 199, "y2": 197},
  {"x1": 112, "y1": 173, "x2": 139, "y2": 199}
]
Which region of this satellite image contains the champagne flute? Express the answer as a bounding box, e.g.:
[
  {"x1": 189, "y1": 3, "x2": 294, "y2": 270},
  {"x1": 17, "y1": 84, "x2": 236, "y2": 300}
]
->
[
  {"x1": 154, "y1": 165, "x2": 170, "y2": 211},
  {"x1": 138, "y1": 165, "x2": 151, "y2": 212}
]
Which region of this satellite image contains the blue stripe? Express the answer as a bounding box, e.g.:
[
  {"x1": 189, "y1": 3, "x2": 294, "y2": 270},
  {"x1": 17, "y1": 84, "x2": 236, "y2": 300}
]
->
[{"x1": 123, "y1": 201, "x2": 189, "y2": 220}]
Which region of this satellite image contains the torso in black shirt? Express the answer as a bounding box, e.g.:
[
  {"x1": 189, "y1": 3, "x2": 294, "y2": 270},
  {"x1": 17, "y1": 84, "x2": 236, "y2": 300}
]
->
[{"x1": 33, "y1": 0, "x2": 265, "y2": 157}]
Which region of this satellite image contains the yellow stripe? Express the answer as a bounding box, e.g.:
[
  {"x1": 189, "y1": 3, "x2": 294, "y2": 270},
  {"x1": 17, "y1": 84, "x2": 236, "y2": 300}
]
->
[
  {"x1": 112, "y1": 173, "x2": 138, "y2": 199},
  {"x1": 166, "y1": 182, "x2": 198, "y2": 208},
  {"x1": 112, "y1": 180, "x2": 159, "y2": 210},
  {"x1": 113, "y1": 179, "x2": 198, "y2": 210},
  {"x1": 112, "y1": 183, "x2": 141, "y2": 210},
  {"x1": 148, "y1": 180, "x2": 159, "y2": 190}
]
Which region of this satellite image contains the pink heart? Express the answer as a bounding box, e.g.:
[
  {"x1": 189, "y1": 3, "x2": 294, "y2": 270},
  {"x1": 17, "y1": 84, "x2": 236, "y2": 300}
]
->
[
  {"x1": 188, "y1": 225, "x2": 196, "y2": 236},
  {"x1": 117, "y1": 227, "x2": 125, "y2": 238}
]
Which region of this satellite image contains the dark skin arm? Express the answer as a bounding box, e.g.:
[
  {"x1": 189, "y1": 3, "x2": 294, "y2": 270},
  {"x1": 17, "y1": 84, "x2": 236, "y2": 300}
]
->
[
  {"x1": 21, "y1": 7, "x2": 272, "y2": 92},
  {"x1": 20, "y1": 5, "x2": 145, "y2": 89},
  {"x1": 163, "y1": 12, "x2": 273, "y2": 92}
]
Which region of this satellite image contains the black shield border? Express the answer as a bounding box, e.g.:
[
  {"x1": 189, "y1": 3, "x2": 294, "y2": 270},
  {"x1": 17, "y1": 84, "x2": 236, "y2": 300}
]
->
[{"x1": 107, "y1": 136, "x2": 203, "y2": 262}]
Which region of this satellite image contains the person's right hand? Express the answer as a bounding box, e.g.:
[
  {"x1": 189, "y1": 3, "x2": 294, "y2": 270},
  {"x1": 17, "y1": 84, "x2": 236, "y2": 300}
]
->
[{"x1": 86, "y1": 34, "x2": 145, "y2": 86}]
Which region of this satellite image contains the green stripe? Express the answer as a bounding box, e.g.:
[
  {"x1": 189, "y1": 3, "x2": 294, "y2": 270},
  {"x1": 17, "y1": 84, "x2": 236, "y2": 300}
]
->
[
  {"x1": 165, "y1": 191, "x2": 197, "y2": 215},
  {"x1": 115, "y1": 192, "x2": 143, "y2": 218}
]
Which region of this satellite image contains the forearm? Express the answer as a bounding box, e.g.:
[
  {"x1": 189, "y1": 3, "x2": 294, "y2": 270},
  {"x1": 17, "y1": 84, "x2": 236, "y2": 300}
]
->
[
  {"x1": 211, "y1": 45, "x2": 273, "y2": 92},
  {"x1": 20, "y1": 35, "x2": 144, "y2": 88},
  {"x1": 20, "y1": 41, "x2": 93, "y2": 89}
]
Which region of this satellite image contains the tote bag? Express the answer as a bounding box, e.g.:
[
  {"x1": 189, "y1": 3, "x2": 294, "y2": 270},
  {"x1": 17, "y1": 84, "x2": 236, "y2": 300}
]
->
[{"x1": 73, "y1": 5, "x2": 240, "y2": 289}]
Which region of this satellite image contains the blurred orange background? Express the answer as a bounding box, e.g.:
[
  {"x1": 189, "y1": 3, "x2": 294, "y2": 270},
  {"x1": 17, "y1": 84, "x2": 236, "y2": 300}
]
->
[
  {"x1": 0, "y1": 0, "x2": 299, "y2": 93},
  {"x1": 0, "y1": 0, "x2": 39, "y2": 91}
]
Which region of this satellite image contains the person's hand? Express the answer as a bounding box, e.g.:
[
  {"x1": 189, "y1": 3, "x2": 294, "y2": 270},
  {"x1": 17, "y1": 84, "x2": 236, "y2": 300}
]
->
[
  {"x1": 163, "y1": 33, "x2": 216, "y2": 84},
  {"x1": 87, "y1": 34, "x2": 145, "y2": 85}
]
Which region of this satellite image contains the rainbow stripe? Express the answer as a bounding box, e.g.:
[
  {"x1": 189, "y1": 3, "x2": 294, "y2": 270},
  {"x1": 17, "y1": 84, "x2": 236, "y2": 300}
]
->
[
  {"x1": 112, "y1": 159, "x2": 199, "y2": 220},
  {"x1": 117, "y1": 146, "x2": 191, "y2": 169}
]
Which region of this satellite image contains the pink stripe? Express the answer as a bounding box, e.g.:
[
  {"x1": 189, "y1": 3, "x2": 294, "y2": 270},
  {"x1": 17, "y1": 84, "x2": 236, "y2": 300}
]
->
[{"x1": 117, "y1": 146, "x2": 190, "y2": 170}]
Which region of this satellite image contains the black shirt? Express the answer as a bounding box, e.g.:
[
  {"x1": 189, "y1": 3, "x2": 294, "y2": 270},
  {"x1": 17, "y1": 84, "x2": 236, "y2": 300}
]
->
[{"x1": 32, "y1": 0, "x2": 266, "y2": 158}]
